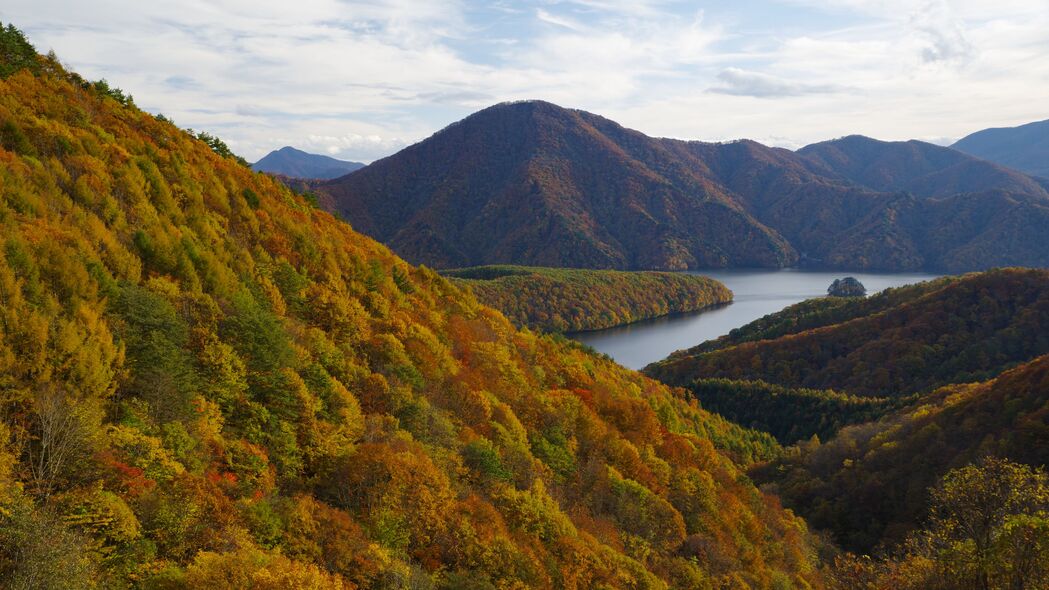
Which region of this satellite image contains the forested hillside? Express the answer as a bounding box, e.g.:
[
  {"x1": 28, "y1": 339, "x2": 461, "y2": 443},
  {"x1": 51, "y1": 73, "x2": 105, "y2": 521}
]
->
[
  {"x1": 648, "y1": 269, "x2": 1049, "y2": 397},
  {"x1": 671, "y1": 277, "x2": 952, "y2": 356},
  {"x1": 687, "y1": 379, "x2": 900, "y2": 446},
  {"x1": 756, "y1": 354, "x2": 1049, "y2": 554},
  {"x1": 797, "y1": 135, "x2": 1048, "y2": 197},
  {"x1": 445, "y1": 266, "x2": 732, "y2": 332},
  {"x1": 320, "y1": 101, "x2": 798, "y2": 271},
  {"x1": 0, "y1": 27, "x2": 821, "y2": 589}
]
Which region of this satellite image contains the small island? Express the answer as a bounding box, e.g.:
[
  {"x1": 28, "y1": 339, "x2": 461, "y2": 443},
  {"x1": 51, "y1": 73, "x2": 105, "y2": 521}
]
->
[{"x1": 828, "y1": 277, "x2": 867, "y2": 297}]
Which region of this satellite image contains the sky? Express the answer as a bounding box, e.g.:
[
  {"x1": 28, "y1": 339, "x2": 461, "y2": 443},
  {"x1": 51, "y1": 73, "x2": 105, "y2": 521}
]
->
[{"x1": 4, "y1": 0, "x2": 1048, "y2": 163}]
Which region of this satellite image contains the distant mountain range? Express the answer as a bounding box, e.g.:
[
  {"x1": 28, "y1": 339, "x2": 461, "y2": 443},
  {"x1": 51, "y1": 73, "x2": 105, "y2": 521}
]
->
[
  {"x1": 317, "y1": 100, "x2": 1049, "y2": 272},
  {"x1": 952, "y1": 118, "x2": 1049, "y2": 179},
  {"x1": 252, "y1": 146, "x2": 365, "y2": 179}
]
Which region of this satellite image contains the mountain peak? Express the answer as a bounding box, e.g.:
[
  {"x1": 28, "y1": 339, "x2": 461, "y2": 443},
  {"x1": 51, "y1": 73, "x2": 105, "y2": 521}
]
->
[
  {"x1": 252, "y1": 146, "x2": 364, "y2": 180},
  {"x1": 319, "y1": 101, "x2": 799, "y2": 270}
]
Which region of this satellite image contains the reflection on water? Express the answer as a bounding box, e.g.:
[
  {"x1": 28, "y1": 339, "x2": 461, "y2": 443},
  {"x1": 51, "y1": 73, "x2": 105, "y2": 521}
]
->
[{"x1": 568, "y1": 268, "x2": 942, "y2": 370}]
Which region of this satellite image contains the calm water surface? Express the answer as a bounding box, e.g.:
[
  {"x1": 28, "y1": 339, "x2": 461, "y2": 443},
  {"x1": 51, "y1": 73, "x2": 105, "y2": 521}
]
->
[{"x1": 569, "y1": 269, "x2": 942, "y2": 370}]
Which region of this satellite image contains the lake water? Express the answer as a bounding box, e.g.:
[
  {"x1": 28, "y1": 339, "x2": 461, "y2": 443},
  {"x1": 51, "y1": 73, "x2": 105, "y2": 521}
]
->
[{"x1": 569, "y1": 269, "x2": 942, "y2": 370}]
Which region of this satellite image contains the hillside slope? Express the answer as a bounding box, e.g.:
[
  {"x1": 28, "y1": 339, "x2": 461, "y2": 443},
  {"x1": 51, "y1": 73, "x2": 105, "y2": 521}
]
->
[
  {"x1": 757, "y1": 354, "x2": 1049, "y2": 552},
  {"x1": 445, "y1": 266, "x2": 733, "y2": 332},
  {"x1": 0, "y1": 30, "x2": 822, "y2": 589},
  {"x1": 647, "y1": 269, "x2": 1049, "y2": 397},
  {"x1": 953, "y1": 118, "x2": 1049, "y2": 179}
]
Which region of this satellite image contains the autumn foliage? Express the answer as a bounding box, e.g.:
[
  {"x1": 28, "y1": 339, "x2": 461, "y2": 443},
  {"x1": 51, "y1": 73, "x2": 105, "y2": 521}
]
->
[
  {"x1": 755, "y1": 354, "x2": 1049, "y2": 555},
  {"x1": 0, "y1": 27, "x2": 823, "y2": 589},
  {"x1": 446, "y1": 265, "x2": 732, "y2": 332}
]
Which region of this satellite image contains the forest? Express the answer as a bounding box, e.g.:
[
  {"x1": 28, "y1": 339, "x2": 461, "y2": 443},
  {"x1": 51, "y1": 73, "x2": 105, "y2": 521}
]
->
[
  {"x1": 687, "y1": 379, "x2": 901, "y2": 445},
  {"x1": 0, "y1": 26, "x2": 820, "y2": 589},
  {"x1": 318, "y1": 95, "x2": 1049, "y2": 274},
  {"x1": 445, "y1": 266, "x2": 732, "y2": 332},
  {"x1": 670, "y1": 278, "x2": 955, "y2": 357},
  {"x1": 755, "y1": 354, "x2": 1049, "y2": 557}
]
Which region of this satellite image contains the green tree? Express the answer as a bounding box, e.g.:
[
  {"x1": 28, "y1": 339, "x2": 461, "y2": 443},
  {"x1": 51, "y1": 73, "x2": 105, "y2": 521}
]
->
[
  {"x1": 0, "y1": 23, "x2": 39, "y2": 78},
  {"x1": 925, "y1": 457, "x2": 1049, "y2": 590}
]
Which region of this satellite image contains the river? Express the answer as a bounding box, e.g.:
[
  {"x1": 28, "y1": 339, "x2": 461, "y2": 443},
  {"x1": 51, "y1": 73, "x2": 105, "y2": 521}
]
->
[{"x1": 568, "y1": 269, "x2": 942, "y2": 370}]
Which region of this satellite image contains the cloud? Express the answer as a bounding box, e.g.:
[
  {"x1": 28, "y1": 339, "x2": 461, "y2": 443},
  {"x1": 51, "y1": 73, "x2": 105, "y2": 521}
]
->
[
  {"x1": 535, "y1": 9, "x2": 585, "y2": 31},
  {"x1": 909, "y1": 1, "x2": 972, "y2": 64},
  {"x1": 300, "y1": 133, "x2": 410, "y2": 161},
  {"x1": 711, "y1": 67, "x2": 846, "y2": 97},
  {"x1": 1, "y1": 0, "x2": 1047, "y2": 162}
]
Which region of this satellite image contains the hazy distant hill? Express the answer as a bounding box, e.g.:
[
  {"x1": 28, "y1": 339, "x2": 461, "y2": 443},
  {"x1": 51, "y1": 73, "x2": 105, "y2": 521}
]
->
[
  {"x1": 952, "y1": 118, "x2": 1049, "y2": 179},
  {"x1": 252, "y1": 146, "x2": 364, "y2": 179},
  {"x1": 798, "y1": 134, "x2": 1049, "y2": 197},
  {"x1": 319, "y1": 101, "x2": 1049, "y2": 272}
]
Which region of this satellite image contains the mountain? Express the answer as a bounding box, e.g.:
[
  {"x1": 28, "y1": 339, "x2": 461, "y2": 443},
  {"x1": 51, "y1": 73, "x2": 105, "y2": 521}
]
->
[
  {"x1": 319, "y1": 101, "x2": 1049, "y2": 273},
  {"x1": 0, "y1": 27, "x2": 824, "y2": 588},
  {"x1": 320, "y1": 100, "x2": 799, "y2": 271},
  {"x1": 647, "y1": 269, "x2": 1049, "y2": 397},
  {"x1": 252, "y1": 146, "x2": 364, "y2": 179},
  {"x1": 952, "y1": 118, "x2": 1049, "y2": 179},
  {"x1": 444, "y1": 265, "x2": 732, "y2": 332},
  {"x1": 798, "y1": 134, "x2": 1049, "y2": 197}
]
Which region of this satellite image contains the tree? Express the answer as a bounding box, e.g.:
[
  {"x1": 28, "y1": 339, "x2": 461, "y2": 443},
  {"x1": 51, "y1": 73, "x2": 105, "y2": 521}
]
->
[
  {"x1": 827, "y1": 277, "x2": 867, "y2": 298},
  {"x1": 0, "y1": 23, "x2": 40, "y2": 78},
  {"x1": 26, "y1": 384, "x2": 103, "y2": 498},
  {"x1": 925, "y1": 457, "x2": 1049, "y2": 590}
]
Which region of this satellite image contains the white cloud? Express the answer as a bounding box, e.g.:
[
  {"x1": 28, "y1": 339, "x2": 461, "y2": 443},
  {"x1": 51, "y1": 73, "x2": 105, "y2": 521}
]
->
[
  {"x1": 0, "y1": 0, "x2": 1046, "y2": 161},
  {"x1": 711, "y1": 67, "x2": 846, "y2": 97}
]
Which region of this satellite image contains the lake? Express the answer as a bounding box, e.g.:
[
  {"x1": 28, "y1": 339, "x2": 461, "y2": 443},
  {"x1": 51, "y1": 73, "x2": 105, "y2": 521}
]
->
[{"x1": 569, "y1": 269, "x2": 942, "y2": 370}]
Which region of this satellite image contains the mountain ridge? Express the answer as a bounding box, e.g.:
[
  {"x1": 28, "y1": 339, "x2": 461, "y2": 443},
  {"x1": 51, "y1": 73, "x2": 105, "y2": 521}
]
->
[{"x1": 319, "y1": 101, "x2": 1049, "y2": 273}]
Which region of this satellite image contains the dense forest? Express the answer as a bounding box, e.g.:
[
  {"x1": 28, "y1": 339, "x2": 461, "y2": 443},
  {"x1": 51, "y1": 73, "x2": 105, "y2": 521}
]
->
[
  {"x1": 826, "y1": 457, "x2": 1049, "y2": 589},
  {"x1": 318, "y1": 101, "x2": 798, "y2": 271},
  {"x1": 0, "y1": 26, "x2": 823, "y2": 589},
  {"x1": 318, "y1": 100, "x2": 1049, "y2": 273},
  {"x1": 756, "y1": 354, "x2": 1049, "y2": 556},
  {"x1": 445, "y1": 266, "x2": 732, "y2": 332},
  {"x1": 648, "y1": 268, "x2": 1049, "y2": 397},
  {"x1": 688, "y1": 379, "x2": 901, "y2": 445}
]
